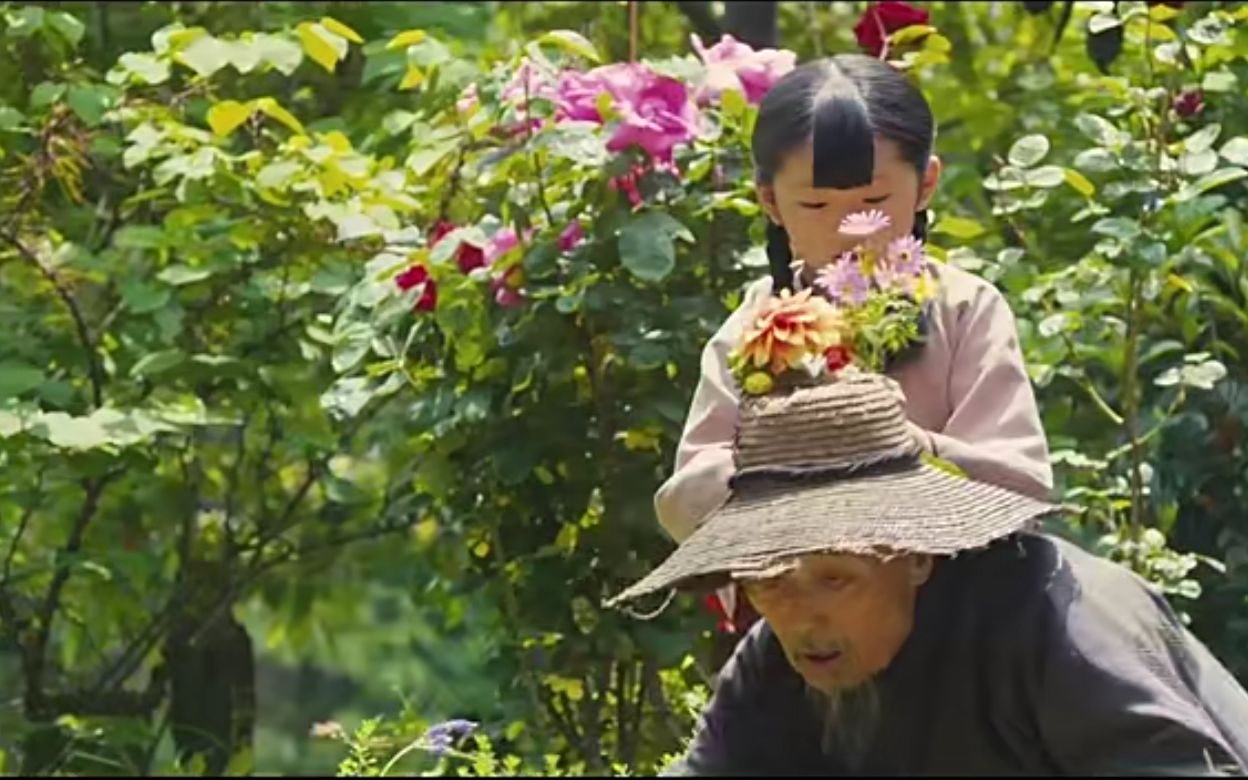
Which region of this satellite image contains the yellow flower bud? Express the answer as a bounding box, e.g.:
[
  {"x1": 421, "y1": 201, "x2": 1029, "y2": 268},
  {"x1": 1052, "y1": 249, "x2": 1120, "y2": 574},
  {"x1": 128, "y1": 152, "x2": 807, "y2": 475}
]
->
[{"x1": 743, "y1": 371, "x2": 775, "y2": 396}]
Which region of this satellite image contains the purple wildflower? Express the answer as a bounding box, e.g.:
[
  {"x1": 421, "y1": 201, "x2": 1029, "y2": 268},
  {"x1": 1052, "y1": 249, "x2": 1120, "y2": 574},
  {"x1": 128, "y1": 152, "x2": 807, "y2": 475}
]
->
[{"x1": 421, "y1": 719, "x2": 478, "y2": 757}]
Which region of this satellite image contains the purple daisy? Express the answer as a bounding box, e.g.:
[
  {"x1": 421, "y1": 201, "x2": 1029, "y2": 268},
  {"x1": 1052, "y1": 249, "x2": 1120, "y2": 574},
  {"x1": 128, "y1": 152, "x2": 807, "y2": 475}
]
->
[
  {"x1": 815, "y1": 256, "x2": 870, "y2": 305},
  {"x1": 886, "y1": 235, "x2": 926, "y2": 277}
]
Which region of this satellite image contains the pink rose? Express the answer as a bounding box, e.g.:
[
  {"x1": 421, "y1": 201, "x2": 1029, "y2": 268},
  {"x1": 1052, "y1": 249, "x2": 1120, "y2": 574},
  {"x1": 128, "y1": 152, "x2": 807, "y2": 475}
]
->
[
  {"x1": 691, "y1": 34, "x2": 797, "y2": 105},
  {"x1": 555, "y1": 70, "x2": 607, "y2": 122},
  {"x1": 603, "y1": 70, "x2": 697, "y2": 164},
  {"x1": 485, "y1": 227, "x2": 519, "y2": 264},
  {"x1": 558, "y1": 221, "x2": 585, "y2": 252},
  {"x1": 490, "y1": 266, "x2": 526, "y2": 308},
  {"x1": 549, "y1": 63, "x2": 697, "y2": 164},
  {"x1": 502, "y1": 60, "x2": 559, "y2": 105}
]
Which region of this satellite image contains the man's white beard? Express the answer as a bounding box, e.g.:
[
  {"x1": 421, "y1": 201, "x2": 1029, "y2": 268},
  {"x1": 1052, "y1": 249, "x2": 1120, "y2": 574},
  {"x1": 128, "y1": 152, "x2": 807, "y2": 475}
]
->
[{"x1": 805, "y1": 680, "x2": 882, "y2": 769}]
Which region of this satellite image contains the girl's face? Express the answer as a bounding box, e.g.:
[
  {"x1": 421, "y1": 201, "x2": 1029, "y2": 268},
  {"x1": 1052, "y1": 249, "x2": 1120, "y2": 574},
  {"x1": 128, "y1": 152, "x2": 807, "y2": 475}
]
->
[{"x1": 758, "y1": 138, "x2": 941, "y2": 271}]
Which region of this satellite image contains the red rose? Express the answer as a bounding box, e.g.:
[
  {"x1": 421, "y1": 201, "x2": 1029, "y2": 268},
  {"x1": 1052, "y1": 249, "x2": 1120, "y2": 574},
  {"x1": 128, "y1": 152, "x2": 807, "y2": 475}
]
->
[
  {"x1": 825, "y1": 345, "x2": 854, "y2": 373},
  {"x1": 854, "y1": 2, "x2": 930, "y2": 58},
  {"x1": 1173, "y1": 89, "x2": 1204, "y2": 118},
  {"x1": 395, "y1": 265, "x2": 438, "y2": 312}
]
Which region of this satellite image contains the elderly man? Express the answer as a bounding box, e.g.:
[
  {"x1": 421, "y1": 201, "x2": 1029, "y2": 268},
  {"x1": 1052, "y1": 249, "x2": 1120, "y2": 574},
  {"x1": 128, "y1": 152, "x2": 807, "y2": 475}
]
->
[{"x1": 607, "y1": 372, "x2": 1248, "y2": 776}]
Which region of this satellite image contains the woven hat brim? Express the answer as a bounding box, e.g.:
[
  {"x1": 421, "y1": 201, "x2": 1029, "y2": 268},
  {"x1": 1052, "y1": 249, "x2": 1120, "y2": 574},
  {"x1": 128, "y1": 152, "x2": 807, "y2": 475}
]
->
[{"x1": 607, "y1": 463, "x2": 1058, "y2": 609}]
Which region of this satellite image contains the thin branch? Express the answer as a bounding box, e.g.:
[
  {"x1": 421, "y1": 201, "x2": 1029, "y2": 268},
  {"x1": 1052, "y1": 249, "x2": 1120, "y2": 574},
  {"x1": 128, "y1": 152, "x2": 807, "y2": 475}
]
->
[
  {"x1": 2, "y1": 469, "x2": 44, "y2": 585},
  {"x1": 25, "y1": 472, "x2": 119, "y2": 717},
  {"x1": 1, "y1": 229, "x2": 105, "y2": 408}
]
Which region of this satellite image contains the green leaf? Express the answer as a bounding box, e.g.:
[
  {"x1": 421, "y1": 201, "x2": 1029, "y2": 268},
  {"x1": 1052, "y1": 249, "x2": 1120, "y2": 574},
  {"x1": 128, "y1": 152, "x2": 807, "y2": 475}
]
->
[
  {"x1": 1091, "y1": 217, "x2": 1142, "y2": 241},
  {"x1": 320, "y1": 16, "x2": 364, "y2": 44},
  {"x1": 332, "y1": 322, "x2": 374, "y2": 373},
  {"x1": 30, "y1": 82, "x2": 65, "y2": 109},
  {"x1": 0, "y1": 106, "x2": 26, "y2": 131},
  {"x1": 0, "y1": 363, "x2": 45, "y2": 398},
  {"x1": 298, "y1": 22, "x2": 348, "y2": 73},
  {"x1": 1220, "y1": 137, "x2": 1248, "y2": 167},
  {"x1": 33, "y1": 412, "x2": 113, "y2": 450},
  {"x1": 1156, "y1": 359, "x2": 1228, "y2": 390},
  {"x1": 321, "y1": 376, "x2": 375, "y2": 420},
  {"x1": 405, "y1": 139, "x2": 458, "y2": 176},
  {"x1": 387, "y1": 29, "x2": 428, "y2": 49},
  {"x1": 120, "y1": 279, "x2": 172, "y2": 313},
  {"x1": 1184, "y1": 123, "x2": 1221, "y2": 155},
  {"x1": 47, "y1": 11, "x2": 85, "y2": 46},
  {"x1": 1202, "y1": 70, "x2": 1238, "y2": 93},
  {"x1": 114, "y1": 225, "x2": 167, "y2": 249},
  {"x1": 1075, "y1": 113, "x2": 1125, "y2": 147},
  {"x1": 178, "y1": 34, "x2": 232, "y2": 77},
  {"x1": 157, "y1": 265, "x2": 213, "y2": 285},
  {"x1": 618, "y1": 212, "x2": 692, "y2": 283},
  {"x1": 1180, "y1": 149, "x2": 1218, "y2": 177},
  {"x1": 538, "y1": 30, "x2": 602, "y2": 63},
  {"x1": 1024, "y1": 165, "x2": 1065, "y2": 188},
  {"x1": 1007, "y1": 134, "x2": 1049, "y2": 168},
  {"x1": 130, "y1": 350, "x2": 185, "y2": 379},
  {"x1": 109, "y1": 52, "x2": 170, "y2": 86},
  {"x1": 932, "y1": 216, "x2": 986, "y2": 240},
  {"x1": 1063, "y1": 168, "x2": 1096, "y2": 197},
  {"x1": 1174, "y1": 167, "x2": 1248, "y2": 202},
  {"x1": 66, "y1": 84, "x2": 115, "y2": 127},
  {"x1": 253, "y1": 97, "x2": 306, "y2": 135},
  {"x1": 6, "y1": 6, "x2": 45, "y2": 37},
  {"x1": 1088, "y1": 13, "x2": 1122, "y2": 34},
  {"x1": 207, "y1": 100, "x2": 253, "y2": 136},
  {"x1": 253, "y1": 33, "x2": 302, "y2": 75},
  {"x1": 1073, "y1": 148, "x2": 1117, "y2": 173}
]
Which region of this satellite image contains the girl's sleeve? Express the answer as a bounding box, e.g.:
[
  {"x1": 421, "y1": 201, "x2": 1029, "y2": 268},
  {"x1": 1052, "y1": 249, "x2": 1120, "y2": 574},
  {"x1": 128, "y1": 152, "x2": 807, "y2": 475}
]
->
[
  {"x1": 654, "y1": 280, "x2": 771, "y2": 543},
  {"x1": 920, "y1": 280, "x2": 1054, "y2": 501}
]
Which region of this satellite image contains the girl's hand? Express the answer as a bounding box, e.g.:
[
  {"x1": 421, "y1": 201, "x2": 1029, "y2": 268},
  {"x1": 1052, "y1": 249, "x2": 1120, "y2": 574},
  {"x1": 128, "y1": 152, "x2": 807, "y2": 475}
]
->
[{"x1": 907, "y1": 419, "x2": 935, "y2": 454}]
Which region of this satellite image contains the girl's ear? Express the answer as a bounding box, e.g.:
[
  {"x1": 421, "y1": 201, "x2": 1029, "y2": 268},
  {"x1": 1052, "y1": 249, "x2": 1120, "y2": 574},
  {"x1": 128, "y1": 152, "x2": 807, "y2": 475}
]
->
[
  {"x1": 757, "y1": 182, "x2": 783, "y2": 226},
  {"x1": 916, "y1": 156, "x2": 942, "y2": 211}
]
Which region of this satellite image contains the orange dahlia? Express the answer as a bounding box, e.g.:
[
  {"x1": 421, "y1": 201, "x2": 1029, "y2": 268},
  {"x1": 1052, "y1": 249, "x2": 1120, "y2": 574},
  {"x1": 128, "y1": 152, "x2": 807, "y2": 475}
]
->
[{"x1": 736, "y1": 288, "x2": 846, "y2": 375}]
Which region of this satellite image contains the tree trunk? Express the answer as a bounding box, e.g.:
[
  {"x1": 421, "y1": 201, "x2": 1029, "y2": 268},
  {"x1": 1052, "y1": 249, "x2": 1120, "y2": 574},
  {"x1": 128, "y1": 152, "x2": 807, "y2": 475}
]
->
[{"x1": 166, "y1": 561, "x2": 256, "y2": 775}]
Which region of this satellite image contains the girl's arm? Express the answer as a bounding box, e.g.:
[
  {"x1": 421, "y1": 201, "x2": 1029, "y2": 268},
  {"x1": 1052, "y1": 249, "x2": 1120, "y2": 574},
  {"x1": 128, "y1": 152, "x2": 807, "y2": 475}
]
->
[
  {"x1": 654, "y1": 279, "x2": 772, "y2": 543},
  {"x1": 914, "y1": 273, "x2": 1054, "y2": 501}
]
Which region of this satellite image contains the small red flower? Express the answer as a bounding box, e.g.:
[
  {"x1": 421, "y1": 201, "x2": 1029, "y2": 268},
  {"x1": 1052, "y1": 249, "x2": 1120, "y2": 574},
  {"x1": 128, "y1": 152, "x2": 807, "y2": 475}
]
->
[
  {"x1": 1173, "y1": 89, "x2": 1205, "y2": 118},
  {"x1": 456, "y1": 244, "x2": 487, "y2": 274},
  {"x1": 854, "y1": 2, "x2": 930, "y2": 58},
  {"x1": 429, "y1": 219, "x2": 456, "y2": 246},
  {"x1": 702, "y1": 593, "x2": 736, "y2": 634},
  {"x1": 395, "y1": 265, "x2": 438, "y2": 312},
  {"x1": 825, "y1": 345, "x2": 854, "y2": 374}
]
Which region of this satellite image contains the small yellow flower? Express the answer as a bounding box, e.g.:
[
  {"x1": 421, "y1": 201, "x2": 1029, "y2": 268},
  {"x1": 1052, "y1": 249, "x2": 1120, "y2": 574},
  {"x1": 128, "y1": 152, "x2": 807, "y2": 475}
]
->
[{"x1": 743, "y1": 371, "x2": 775, "y2": 395}]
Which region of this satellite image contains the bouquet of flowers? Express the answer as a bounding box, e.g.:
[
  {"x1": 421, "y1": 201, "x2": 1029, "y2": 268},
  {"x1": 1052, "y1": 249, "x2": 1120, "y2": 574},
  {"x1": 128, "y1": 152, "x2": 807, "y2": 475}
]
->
[{"x1": 729, "y1": 210, "x2": 936, "y2": 396}]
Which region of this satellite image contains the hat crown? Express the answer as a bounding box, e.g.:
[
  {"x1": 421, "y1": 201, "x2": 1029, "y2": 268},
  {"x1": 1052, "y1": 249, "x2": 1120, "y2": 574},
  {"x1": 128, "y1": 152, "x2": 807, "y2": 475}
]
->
[{"x1": 734, "y1": 372, "x2": 918, "y2": 471}]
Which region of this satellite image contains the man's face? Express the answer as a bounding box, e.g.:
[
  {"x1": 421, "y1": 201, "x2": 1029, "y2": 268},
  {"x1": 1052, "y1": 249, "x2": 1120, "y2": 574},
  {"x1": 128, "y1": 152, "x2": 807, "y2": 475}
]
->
[{"x1": 741, "y1": 552, "x2": 932, "y2": 693}]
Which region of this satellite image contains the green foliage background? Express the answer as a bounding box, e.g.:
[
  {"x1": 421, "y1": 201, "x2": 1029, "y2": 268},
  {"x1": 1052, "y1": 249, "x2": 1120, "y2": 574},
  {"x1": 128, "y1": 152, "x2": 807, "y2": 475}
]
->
[{"x1": 1, "y1": 1, "x2": 1247, "y2": 775}]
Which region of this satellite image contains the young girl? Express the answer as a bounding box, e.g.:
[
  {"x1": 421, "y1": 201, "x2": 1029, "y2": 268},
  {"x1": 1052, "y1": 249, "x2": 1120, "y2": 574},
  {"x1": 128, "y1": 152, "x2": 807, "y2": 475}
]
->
[{"x1": 658, "y1": 55, "x2": 1053, "y2": 629}]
